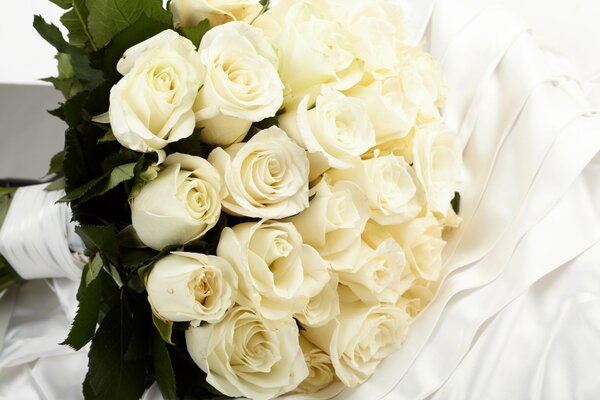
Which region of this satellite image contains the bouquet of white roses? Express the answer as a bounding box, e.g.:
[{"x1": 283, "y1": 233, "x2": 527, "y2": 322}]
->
[{"x1": 21, "y1": 0, "x2": 462, "y2": 399}]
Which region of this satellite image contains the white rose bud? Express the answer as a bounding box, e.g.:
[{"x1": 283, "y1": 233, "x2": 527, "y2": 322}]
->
[
  {"x1": 295, "y1": 335, "x2": 336, "y2": 394},
  {"x1": 172, "y1": 0, "x2": 263, "y2": 28},
  {"x1": 285, "y1": 179, "x2": 369, "y2": 271},
  {"x1": 328, "y1": 155, "x2": 424, "y2": 225},
  {"x1": 186, "y1": 306, "x2": 308, "y2": 400},
  {"x1": 109, "y1": 30, "x2": 203, "y2": 162},
  {"x1": 194, "y1": 22, "x2": 284, "y2": 146},
  {"x1": 337, "y1": 239, "x2": 414, "y2": 305},
  {"x1": 401, "y1": 279, "x2": 436, "y2": 317},
  {"x1": 132, "y1": 153, "x2": 226, "y2": 250},
  {"x1": 346, "y1": 78, "x2": 417, "y2": 144},
  {"x1": 337, "y1": 0, "x2": 406, "y2": 80},
  {"x1": 303, "y1": 301, "x2": 411, "y2": 388},
  {"x1": 398, "y1": 47, "x2": 447, "y2": 121},
  {"x1": 217, "y1": 220, "x2": 330, "y2": 322},
  {"x1": 279, "y1": 88, "x2": 376, "y2": 180},
  {"x1": 412, "y1": 121, "x2": 462, "y2": 216},
  {"x1": 254, "y1": 1, "x2": 363, "y2": 107},
  {"x1": 208, "y1": 127, "x2": 310, "y2": 219},
  {"x1": 146, "y1": 252, "x2": 237, "y2": 325},
  {"x1": 295, "y1": 271, "x2": 340, "y2": 328},
  {"x1": 386, "y1": 214, "x2": 446, "y2": 281}
]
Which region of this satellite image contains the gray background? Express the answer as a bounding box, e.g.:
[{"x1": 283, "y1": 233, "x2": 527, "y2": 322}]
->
[{"x1": 0, "y1": 84, "x2": 65, "y2": 179}]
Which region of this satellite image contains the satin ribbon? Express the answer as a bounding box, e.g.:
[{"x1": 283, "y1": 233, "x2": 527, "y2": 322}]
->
[{"x1": 0, "y1": 184, "x2": 86, "y2": 281}]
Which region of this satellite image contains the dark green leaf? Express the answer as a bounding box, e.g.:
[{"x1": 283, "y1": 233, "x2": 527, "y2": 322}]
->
[
  {"x1": 49, "y1": 0, "x2": 72, "y2": 9},
  {"x1": 0, "y1": 190, "x2": 16, "y2": 227},
  {"x1": 86, "y1": 253, "x2": 104, "y2": 285},
  {"x1": 153, "y1": 332, "x2": 177, "y2": 400},
  {"x1": 98, "y1": 130, "x2": 116, "y2": 143},
  {"x1": 165, "y1": 128, "x2": 205, "y2": 158},
  {"x1": 0, "y1": 256, "x2": 20, "y2": 292},
  {"x1": 62, "y1": 264, "x2": 104, "y2": 350},
  {"x1": 33, "y1": 15, "x2": 68, "y2": 52},
  {"x1": 451, "y1": 192, "x2": 461, "y2": 214},
  {"x1": 76, "y1": 225, "x2": 119, "y2": 262},
  {"x1": 45, "y1": 177, "x2": 67, "y2": 192},
  {"x1": 86, "y1": 0, "x2": 143, "y2": 48},
  {"x1": 60, "y1": 0, "x2": 96, "y2": 49},
  {"x1": 101, "y1": 152, "x2": 139, "y2": 172},
  {"x1": 101, "y1": 13, "x2": 172, "y2": 79},
  {"x1": 61, "y1": 162, "x2": 136, "y2": 203},
  {"x1": 86, "y1": 0, "x2": 170, "y2": 48},
  {"x1": 121, "y1": 248, "x2": 158, "y2": 270},
  {"x1": 117, "y1": 225, "x2": 146, "y2": 248},
  {"x1": 178, "y1": 19, "x2": 210, "y2": 48},
  {"x1": 48, "y1": 150, "x2": 65, "y2": 175},
  {"x1": 84, "y1": 297, "x2": 146, "y2": 400},
  {"x1": 252, "y1": 116, "x2": 278, "y2": 131},
  {"x1": 152, "y1": 313, "x2": 174, "y2": 345},
  {"x1": 259, "y1": 0, "x2": 270, "y2": 6}
]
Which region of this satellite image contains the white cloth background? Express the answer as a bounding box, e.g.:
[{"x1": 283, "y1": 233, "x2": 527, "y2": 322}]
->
[{"x1": 1, "y1": 0, "x2": 600, "y2": 399}]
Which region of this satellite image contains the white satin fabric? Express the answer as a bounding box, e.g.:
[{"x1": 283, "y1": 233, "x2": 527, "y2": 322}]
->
[{"x1": 1, "y1": 0, "x2": 600, "y2": 399}]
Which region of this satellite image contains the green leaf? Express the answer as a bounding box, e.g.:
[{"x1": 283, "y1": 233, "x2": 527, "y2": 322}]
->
[
  {"x1": 0, "y1": 190, "x2": 16, "y2": 227},
  {"x1": 76, "y1": 225, "x2": 119, "y2": 262},
  {"x1": 61, "y1": 162, "x2": 136, "y2": 203},
  {"x1": 86, "y1": 253, "x2": 104, "y2": 285},
  {"x1": 98, "y1": 130, "x2": 116, "y2": 143},
  {"x1": 101, "y1": 12, "x2": 172, "y2": 79},
  {"x1": 117, "y1": 225, "x2": 146, "y2": 249},
  {"x1": 252, "y1": 116, "x2": 278, "y2": 131},
  {"x1": 166, "y1": 128, "x2": 205, "y2": 158},
  {"x1": 49, "y1": 0, "x2": 72, "y2": 9},
  {"x1": 0, "y1": 254, "x2": 20, "y2": 292},
  {"x1": 86, "y1": 0, "x2": 171, "y2": 48},
  {"x1": 451, "y1": 192, "x2": 461, "y2": 214},
  {"x1": 260, "y1": 0, "x2": 270, "y2": 6},
  {"x1": 178, "y1": 19, "x2": 210, "y2": 48},
  {"x1": 62, "y1": 264, "x2": 104, "y2": 350},
  {"x1": 84, "y1": 297, "x2": 147, "y2": 400},
  {"x1": 33, "y1": 15, "x2": 68, "y2": 52},
  {"x1": 60, "y1": 0, "x2": 96, "y2": 49},
  {"x1": 153, "y1": 332, "x2": 177, "y2": 400},
  {"x1": 45, "y1": 177, "x2": 67, "y2": 192},
  {"x1": 48, "y1": 150, "x2": 65, "y2": 175},
  {"x1": 152, "y1": 313, "x2": 174, "y2": 345}
]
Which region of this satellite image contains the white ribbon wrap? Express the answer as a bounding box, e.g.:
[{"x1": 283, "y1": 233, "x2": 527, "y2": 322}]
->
[{"x1": 0, "y1": 184, "x2": 86, "y2": 281}]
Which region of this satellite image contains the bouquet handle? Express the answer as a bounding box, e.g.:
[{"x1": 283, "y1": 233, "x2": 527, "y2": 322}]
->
[{"x1": 0, "y1": 184, "x2": 86, "y2": 281}]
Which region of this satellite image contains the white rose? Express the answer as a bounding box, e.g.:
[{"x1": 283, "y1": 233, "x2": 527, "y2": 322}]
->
[
  {"x1": 295, "y1": 271, "x2": 340, "y2": 328},
  {"x1": 400, "y1": 279, "x2": 436, "y2": 317},
  {"x1": 217, "y1": 220, "x2": 330, "y2": 322},
  {"x1": 208, "y1": 127, "x2": 310, "y2": 219},
  {"x1": 328, "y1": 155, "x2": 424, "y2": 225},
  {"x1": 398, "y1": 46, "x2": 447, "y2": 121},
  {"x1": 131, "y1": 153, "x2": 226, "y2": 250},
  {"x1": 335, "y1": 0, "x2": 406, "y2": 80},
  {"x1": 279, "y1": 88, "x2": 376, "y2": 180},
  {"x1": 345, "y1": 77, "x2": 417, "y2": 144},
  {"x1": 295, "y1": 335, "x2": 336, "y2": 394},
  {"x1": 186, "y1": 306, "x2": 308, "y2": 400},
  {"x1": 303, "y1": 301, "x2": 411, "y2": 388},
  {"x1": 255, "y1": 0, "x2": 362, "y2": 107},
  {"x1": 338, "y1": 239, "x2": 414, "y2": 305},
  {"x1": 285, "y1": 178, "x2": 369, "y2": 271},
  {"x1": 412, "y1": 121, "x2": 462, "y2": 215},
  {"x1": 172, "y1": 0, "x2": 263, "y2": 28},
  {"x1": 109, "y1": 30, "x2": 203, "y2": 162},
  {"x1": 386, "y1": 214, "x2": 446, "y2": 281},
  {"x1": 146, "y1": 252, "x2": 237, "y2": 325},
  {"x1": 194, "y1": 22, "x2": 284, "y2": 146}
]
